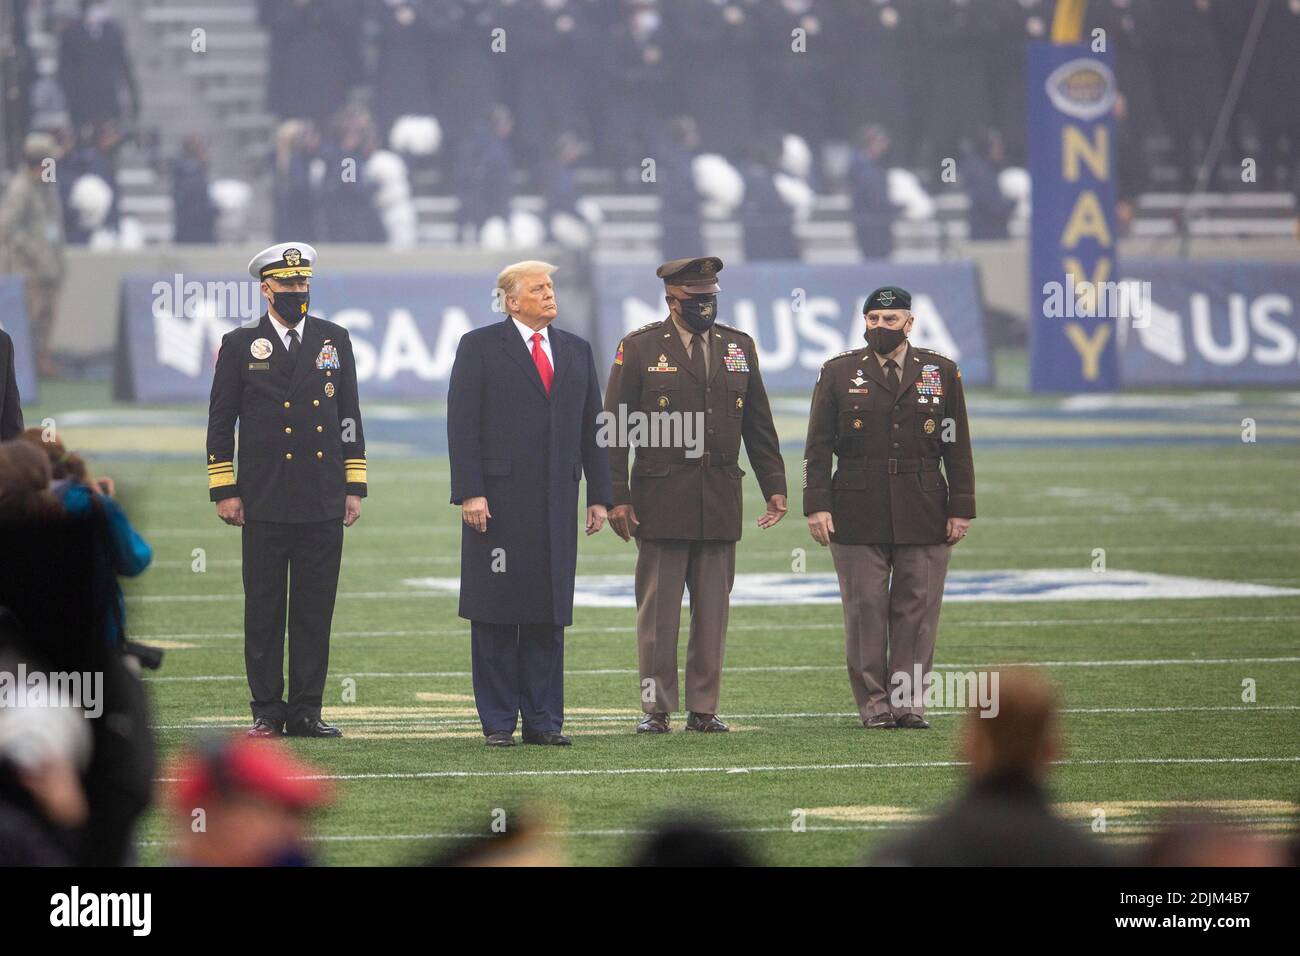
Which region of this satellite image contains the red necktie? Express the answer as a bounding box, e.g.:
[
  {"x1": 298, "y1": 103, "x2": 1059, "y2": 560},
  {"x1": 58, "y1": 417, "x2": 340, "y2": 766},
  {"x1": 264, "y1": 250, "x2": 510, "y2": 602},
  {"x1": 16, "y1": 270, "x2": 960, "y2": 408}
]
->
[{"x1": 531, "y1": 332, "x2": 553, "y2": 395}]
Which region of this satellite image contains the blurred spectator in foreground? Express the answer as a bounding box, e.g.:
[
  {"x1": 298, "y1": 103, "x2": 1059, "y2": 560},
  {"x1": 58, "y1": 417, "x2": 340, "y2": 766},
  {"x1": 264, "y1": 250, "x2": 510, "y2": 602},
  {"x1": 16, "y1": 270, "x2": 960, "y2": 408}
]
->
[
  {"x1": 656, "y1": 115, "x2": 703, "y2": 260},
  {"x1": 631, "y1": 817, "x2": 756, "y2": 867},
  {"x1": 454, "y1": 104, "x2": 515, "y2": 244},
  {"x1": 740, "y1": 135, "x2": 800, "y2": 262},
  {"x1": 870, "y1": 670, "x2": 1115, "y2": 866},
  {"x1": 273, "y1": 119, "x2": 323, "y2": 242},
  {"x1": 168, "y1": 736, "x2": 334, "y2": 866},
  {"x1": 1140, "y1": 817, "x2": 1289, "y2": 867},
  {"x1": 0, "y1": 446, "x2": 156, "y2": 866},
  {"x1": 20, "y1": 427, "x2": 152, "y2": 650},
  {"x1": 847, "y1": 124, "x2": 896, "y2": 260},
  {"x1": 427, "y1": 810, "x2": 564, "y2": 867},
  {"x1": 171, "y1": 135, "x2": 218, "y2": 244},
  {"x1": 959, "y1": 129, "x2": 1015, "y2": 241},
  {"x1": 0, "y1": 325, "x2": 22, "y2": 441},
  {"x1": 0, "y1": 438, "x2": 59, "y2": 521},
  {"x1": 0, "y1": 642, "x2": 92, "y2": 866},
  {"x1": 57, "y1": 0, "x2": 138, "y2": 130},
  {"x1": 0, "y1": 132, "x2": 65, "y2": 379}
]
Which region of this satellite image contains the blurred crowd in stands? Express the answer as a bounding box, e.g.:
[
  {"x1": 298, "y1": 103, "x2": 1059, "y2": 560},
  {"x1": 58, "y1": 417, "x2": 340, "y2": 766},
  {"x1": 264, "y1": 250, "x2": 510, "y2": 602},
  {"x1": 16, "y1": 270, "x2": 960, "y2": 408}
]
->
[{"x1": 2, "y1": 0, "x2": 1300, "y2": 257}]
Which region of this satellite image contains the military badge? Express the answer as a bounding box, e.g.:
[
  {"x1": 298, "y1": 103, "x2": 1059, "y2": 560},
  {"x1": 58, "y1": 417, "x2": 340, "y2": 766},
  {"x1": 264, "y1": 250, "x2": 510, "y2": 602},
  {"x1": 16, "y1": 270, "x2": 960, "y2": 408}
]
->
[
  {"x1": 648, "y1": 354, "x2": 677, "y2": 373},
  {"x1": 614, "y1": 341, "x2": 624, "y2": 366},
  {"x1": 324, "y1": 382, "x2": 335, "y2": 398},
  {"x1": 735, "y1": 396, "x2": 744, "y2": 410},
  {"x1": 315, "y1": 343, "x2": 340, "y2": 369},
  {"x1": 850, "y1": 371, "x2": 867, "y2": 386},
  {"x1": 924, "y1": 418, "x2": 936, "y2": 434},
  {"x1": 917, "y1": 366, "x2": 943, "y2": 400},
  {"x1": 657, "y1": 395, "x2": 670, "y2": 409},
  {"x1": 283, "y1": 248, "x2": 302, "y2": 267},
  {"x1": 852, "y1": 419, "x2": 863, "y2": 430},
  {"x1": 250, "y1": 338, "x2": 273, "y2": 360},
  {"x1": 723, "y1": 342, "x2": 749, "y2": 373}
]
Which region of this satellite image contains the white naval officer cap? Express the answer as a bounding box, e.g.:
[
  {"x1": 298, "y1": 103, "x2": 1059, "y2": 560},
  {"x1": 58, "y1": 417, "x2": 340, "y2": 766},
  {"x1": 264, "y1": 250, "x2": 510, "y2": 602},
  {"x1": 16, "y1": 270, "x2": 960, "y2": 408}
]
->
[{"x1": 248, "y1": 242, "x2": 317, "y2": 280}]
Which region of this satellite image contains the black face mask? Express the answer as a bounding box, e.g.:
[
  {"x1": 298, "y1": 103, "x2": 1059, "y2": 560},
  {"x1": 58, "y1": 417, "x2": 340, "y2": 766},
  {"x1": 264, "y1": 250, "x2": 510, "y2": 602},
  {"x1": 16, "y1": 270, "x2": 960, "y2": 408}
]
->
[
  {"x1": 270, "y1": 290, "x2": 309, "y2": 326},
  {"x1": 866, "y1": 324, "x2": 907, "y2": 354},
  {"x1": 677, "y1": 293, "x2": 718, "y2": 333}
]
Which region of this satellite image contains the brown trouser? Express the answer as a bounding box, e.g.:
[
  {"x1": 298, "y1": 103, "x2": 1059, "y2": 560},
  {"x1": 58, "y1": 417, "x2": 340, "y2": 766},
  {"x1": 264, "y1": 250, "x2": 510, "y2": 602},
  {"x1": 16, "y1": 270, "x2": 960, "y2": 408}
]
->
[
  {"x1": 829, "y1": 542, "x2": 951, "y2": 720},
  {"x1": 634, "y1": 538, "x2": 735, "y2": 714}
]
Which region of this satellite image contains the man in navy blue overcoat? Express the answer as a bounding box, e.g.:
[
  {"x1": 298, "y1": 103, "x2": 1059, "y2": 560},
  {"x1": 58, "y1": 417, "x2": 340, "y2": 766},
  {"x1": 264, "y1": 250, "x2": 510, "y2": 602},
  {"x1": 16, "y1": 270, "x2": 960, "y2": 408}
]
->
[{"x1": 447, "y1": 261, "x2": 612, "y2": 746}]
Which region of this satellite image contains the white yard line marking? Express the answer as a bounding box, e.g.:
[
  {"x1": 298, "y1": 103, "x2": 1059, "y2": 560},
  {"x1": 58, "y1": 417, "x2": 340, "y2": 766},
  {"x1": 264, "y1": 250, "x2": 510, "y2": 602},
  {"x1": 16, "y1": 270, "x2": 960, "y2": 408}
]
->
[
  {"x1": 148, "y1": 704, "x2": 1300, "y2": 731},
  {"x1": 126, "y1": 613, "x2": 1300, "y2": 642},
  {"x1": 153, "y1": 755, "x2": 1300, "y2": 784},
  {"x1": 141, "y1": 656, "x2": 1300, "y2": 682}
]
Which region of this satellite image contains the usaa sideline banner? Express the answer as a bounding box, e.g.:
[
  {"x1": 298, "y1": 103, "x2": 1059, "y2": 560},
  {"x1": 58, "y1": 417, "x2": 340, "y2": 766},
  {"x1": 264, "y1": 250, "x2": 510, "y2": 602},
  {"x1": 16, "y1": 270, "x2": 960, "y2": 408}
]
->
[
  {"x1": 1027, "y1": 42, "x2": 1119, "y2": 393},
  {"x1": 0, "y1": 277, "x2": 39, "y2": 406},
  {"x1": 592, "y1": 261, "x2": 991, "y2": 391},
  {"x1": 1117, "y1": 260, "x2": 1300, "y2": 387},
  {"x1": 115, "y1": 272, "x2": 503, "y2": 402}
]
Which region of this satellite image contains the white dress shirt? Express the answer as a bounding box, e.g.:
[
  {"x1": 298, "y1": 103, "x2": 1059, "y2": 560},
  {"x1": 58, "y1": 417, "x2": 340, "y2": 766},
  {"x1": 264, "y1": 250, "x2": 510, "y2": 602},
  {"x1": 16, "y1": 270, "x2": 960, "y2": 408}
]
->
[
  {"x1": 511, "y1": 316, "x2": 553, "y2": 368},
  {"x1": 269, "y1": 312, "x2": 307, "y2": 353}
]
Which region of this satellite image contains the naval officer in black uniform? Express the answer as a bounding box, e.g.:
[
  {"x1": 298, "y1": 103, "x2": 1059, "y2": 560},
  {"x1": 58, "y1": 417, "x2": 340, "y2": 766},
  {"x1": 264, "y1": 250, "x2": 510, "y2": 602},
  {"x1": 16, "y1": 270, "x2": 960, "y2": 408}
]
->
[{"x1": 206, "y1": 242, "x2": 367, "y2": 738}]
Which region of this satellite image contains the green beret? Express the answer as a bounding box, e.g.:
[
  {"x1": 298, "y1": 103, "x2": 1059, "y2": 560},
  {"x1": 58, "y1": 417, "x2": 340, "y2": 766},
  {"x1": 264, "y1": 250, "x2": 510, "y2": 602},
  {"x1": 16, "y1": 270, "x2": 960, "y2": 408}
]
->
[{"x1": 864, "y1": 285, "x2": 912, "y2": 312}]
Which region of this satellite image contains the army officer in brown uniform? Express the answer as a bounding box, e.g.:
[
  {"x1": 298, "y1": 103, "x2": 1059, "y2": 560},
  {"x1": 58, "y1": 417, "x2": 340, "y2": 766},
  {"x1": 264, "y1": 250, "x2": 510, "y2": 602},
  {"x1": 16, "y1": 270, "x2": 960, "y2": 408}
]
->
[
  {"x1": 802, "y1": 286, "x2": 975, "y2": 730},
  {"x1": 605, "y1": 257, "x2": 787, "y2": 734}
]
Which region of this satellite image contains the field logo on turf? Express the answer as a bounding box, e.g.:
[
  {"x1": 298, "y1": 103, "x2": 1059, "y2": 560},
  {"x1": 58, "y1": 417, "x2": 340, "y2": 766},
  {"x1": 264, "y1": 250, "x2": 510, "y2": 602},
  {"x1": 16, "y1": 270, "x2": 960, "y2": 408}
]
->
[{"x1": 890, "y1": 666, "x2": 1000, "y2": 718}]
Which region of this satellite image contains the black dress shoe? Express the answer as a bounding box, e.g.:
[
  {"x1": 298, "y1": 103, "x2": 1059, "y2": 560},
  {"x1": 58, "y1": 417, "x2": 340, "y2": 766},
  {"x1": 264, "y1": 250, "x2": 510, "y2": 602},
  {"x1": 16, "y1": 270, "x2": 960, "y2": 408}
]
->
[
  {"x1": 247, "y1": 717, "x2": 284, "y2": 738},
  {"x1": 522, "y1": 731, "x2": 572, "y2": 746},
  {"x1": 895, "y1": 713, "x2": 930, "y2": 730},
  {"x1": 637, "y1": 713, "x2": 670, "y2": 734},
  {"x1": 685, "y1": 712, "x2": 729, "y2": 733},
  {"x1": 485, "y1": 731, "x2": 515, "y2": 747},
  {"x1": 286, "y1": 717, "x2": 342, "y2": 738},
  {"x1": 863, "y1": 713, "x2": 898, "y2": 729}
]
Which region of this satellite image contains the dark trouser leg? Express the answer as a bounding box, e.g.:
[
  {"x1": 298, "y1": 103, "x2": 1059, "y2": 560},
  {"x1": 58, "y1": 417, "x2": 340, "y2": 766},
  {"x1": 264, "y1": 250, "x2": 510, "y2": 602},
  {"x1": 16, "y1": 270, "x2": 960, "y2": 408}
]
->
[
  {"x1": 242, "y1": 520, "x2": 290, "y2": 724},
  {"x1": 471, "y1": 621, "x2": 520, "y2": 735},
  {"x1": 519, "y1": 624, "x2": 565, "y2": 735},
  {"x1": 286, "y1": 519, "x2": 344, "y2": 723},
  {"x1": 887, "y1": 543, "x2": 952, "y2": 717}
]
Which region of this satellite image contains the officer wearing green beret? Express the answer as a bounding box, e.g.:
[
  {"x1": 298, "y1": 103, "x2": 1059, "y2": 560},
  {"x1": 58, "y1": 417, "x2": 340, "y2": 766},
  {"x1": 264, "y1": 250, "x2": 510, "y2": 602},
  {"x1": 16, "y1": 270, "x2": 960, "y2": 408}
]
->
[
  {"x1": 604, "y1": 256, "x2": 787, "y2": 734},
  {"x1": 802, "y1": 285, "x2": 975, "y2": 729}
]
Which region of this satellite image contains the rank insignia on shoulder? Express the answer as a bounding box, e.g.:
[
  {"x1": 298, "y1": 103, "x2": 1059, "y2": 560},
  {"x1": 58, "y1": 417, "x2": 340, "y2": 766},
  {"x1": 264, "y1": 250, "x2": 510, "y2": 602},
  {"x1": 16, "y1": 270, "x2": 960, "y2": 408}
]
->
[
  {"x1": 250, "y1": 338, "x2": 273, "y2": 360},
  {"x1": 315, "y1": 343, "x2": 340, "y2": 369}
]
